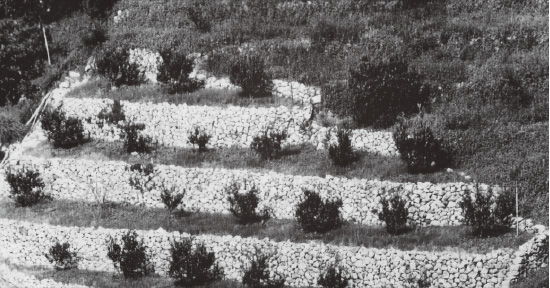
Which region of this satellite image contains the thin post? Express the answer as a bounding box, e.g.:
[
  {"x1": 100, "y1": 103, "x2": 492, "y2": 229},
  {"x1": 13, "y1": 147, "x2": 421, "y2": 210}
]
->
[{"x1": 516, "y1": 182, "x2": 519, "y2": 237}]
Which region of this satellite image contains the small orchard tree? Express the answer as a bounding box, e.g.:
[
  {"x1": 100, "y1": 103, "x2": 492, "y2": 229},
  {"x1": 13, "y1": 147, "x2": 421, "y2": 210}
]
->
[
  {"x1": 6, "y1": 168, "x2": 46, "y2": 207},
  {"x1": 45, "y1": 242, "x2": 79, "y2": 270},
  {"x1": 106, "y1": 230, "x2": 154, "y2": 279},
  {"x1": 378, "y1": 194, "x2": 408, "y2": 235},
  {"x1": 226, "y1": 182, "x2": 270, "y2": 225},
  {"x1": 120, "y1": 122, "x2": 153, "y2": 154},
  {"x1": 97, "y1": 100, "x2": 125, "y2": 125},
  {"x1": 242, "y1": 253, "x2": 285, "y2": 288},
  {"x1": 168, "y1": 238, "x2": 222, "y2": 287},
  {"x1": 295, "y1": 190, "x2": 343, "y2": 233},
  {"x1": 250, "y1": 130, "x2": 287, "y2": 160},
  {"x1": 187, "y1": 127, "x2": 211, "y2": 152},
  {"x1": 318, "y1": 264, "x2": 348, "y2": 288},
  {"x1": 158, "y1": 49, "x2": 203, "y2": 94},
  {"x1": 160, "y1": 185, "x2": 185, "y2": 225},
  {"x1": 41, "y1": 104, "x2": 89, "y2": 149},
  {"x1": 328, "y1": 128, "x2": 357, "y2": 167},
  {"x1": 96, "y1": 46, "x2": 143, "y2": 87},
  {"x1": 230, "y1": 55, "x2": 272, "y2": 97}
]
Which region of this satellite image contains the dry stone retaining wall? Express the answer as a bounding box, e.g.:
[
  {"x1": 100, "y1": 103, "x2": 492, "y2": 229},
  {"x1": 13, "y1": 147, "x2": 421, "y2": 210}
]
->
[
  {"x1": 3, "y1": 157, "x2": 478, "y2": 227},
  {"x1": 61, "y1": 98, "x2": 397, "y2": 156},
  {"x1": 1, "y1": 218, "x2": 537, "y2": 288}
]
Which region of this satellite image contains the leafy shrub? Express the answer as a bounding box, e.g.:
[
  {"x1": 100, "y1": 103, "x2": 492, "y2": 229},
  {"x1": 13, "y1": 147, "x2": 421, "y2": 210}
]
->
[
  {"x1": 378, "y1": 194, "x2": 408, "y2": 235},
  {"x1": 295, "y1": 190, "x2": 343, "y2": 233},
  {"x1": 168, "y1": 238, "x2": 222, "y2": 287},
  {"x1": 97, "y1": 100, "x2": 125, "y2": 125},
  {"x1": 96, "y1": 46, "x2": 143, "y2": 87},
  {"x1": 460, "y1": 186, "x2": 514, "y2": 237},
  {"x1": 119, "y1": 123, "x2": 153, "y2": 154},
  {"x1": 0, "y1": 114, "x2": 28, "y2": 146},
  {"x1": 161, "y1": 185, "x2": 185, "y2": 213},
  {"x1": 393, "y1": 116, "x2": 450, "y2": 174},
  {"x1": 242, "y1": 254, "x2": 285, "y2": 288},
  {"x1": 226, "y1": 182, "x2": 270, "y2": 225},
  {"x1": 6, "y1": 169, "x2": 46, "y2": 207},
  {"x1": 128, "y1": 163, "x2": 155, "y2": 175},
  {"x1": 337, "y1": 58, "x2": 429, "y2": 128},
  {"x1": 41, "y1": 105, "x2": 89, "y2": 149},
  {"x1": 230, "y1": 55, "x2": 272, "y2": 97},
  {"x1": 318, "y1": 264, "x2": 348, "y2": 288},
  {"x1": 250, "y1": 130, "x2": 287, "y2": 160},
  {"x1": 328, "y1": 128, "x2": 357, "y2": 167},
  {"x1": 187, "y1": 127, "x2": 211, "y2": 152},
  {"x1": 106, "y1": 230, "x2": 154, "y2": 279},
  {"x1": 158, "y1": 49, "x2": 203, "y2": 94},
  {"x1": 81, "y1": 24, "x2": 108, "y2": 47},
  {"x1": 45, "y1": 242, "x2": 79, "y2": 270}
]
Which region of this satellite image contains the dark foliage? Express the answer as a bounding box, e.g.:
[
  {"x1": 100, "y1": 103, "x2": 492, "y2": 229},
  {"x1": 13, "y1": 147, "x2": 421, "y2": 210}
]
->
[
  {"x1": 230, "y1": 55, "x2": 272, "y2": 97},
  {"x1": 343, "y1": 58, "x2": 429, "y2": 128},
  {"x1": 158, "y1": 49, "x2": 203, "y2": 94},
  {"x1": 226, "y1": 182, "x2": 270, "y2": 225},
  {"x1": 128, "y1": 163, "x2": 154, "y2": 175},
  {"x1": 96, "y1": 46, "x2": 143, "y2": 87},
  {"x1": 250, "y1": 130, "x2": 287, "y2": 160},
  {"x1": 0, "y1": 114, "x2": 28, "y2": 146},
  {"x1": 187, "y1": 127, "x2": 211, "y2": 152},
  {"x1": 328, "y1": 128, "x2": 357, "y2": 167},
  {"x1": 82, "y1": 0, "x2": 118, "y2": 20},
  {"x1": 6, "y1": 168, "x2": 46, "y2": 207},
  {"x1": 295, "y1": 190, "x2": 343, "y2": 233},
  {"x1": 318, "y1": 264, "x2": 348, "y2": 288},
  {"x1": 460, "y1": 186, "x2": 514, "y2": 237},
  {"x1": 393, "y1": 117, "x2": 450, "y2": 174},
  {"x1": 168, "y1": 238, "x2": 221, "y2": 287},
  {"x1": 161, "y1": 185, "x2": 185, "y2": 213},
  {"x1": 45, "y1": 242, "x2": 79, "y2": 270},
  {"x1": 378, "y1": 194, "x2": 408, "y2": 235},
  {"x1": 41, "y1": 105, "x2": 88, "y2": 149},
  {"x1": 106, "y1": 230, "x2": 153, "y2": 279},
  {"x1": 81, "y1": 24, "x2": 108, "y2": 47},
  {"x1": 119, "y1": 122, "x2": 153, "y2": 154},
  {"x1": 242, "y1": 254, "x2": 285, "y2": 288},
  {"x1": 97, "y1": 99, "x2": 125, "y2": 125}
]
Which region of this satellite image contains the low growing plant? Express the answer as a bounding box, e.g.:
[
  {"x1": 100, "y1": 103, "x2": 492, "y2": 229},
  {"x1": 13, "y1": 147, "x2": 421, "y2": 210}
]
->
[
  {"x1": 120, "y1": 122, "x2": 153, "y2": 154},
  {"x1": 6, "y1": 168, "x2": 47, "y2": 207},
  {"x1": 230, "y1": 55, "x2": 272, "y2": 97},
  {"x1": 106, "y1": 230, "x2": 154, "y2": 279},
  {"x1": 226, "y1": 182, "x2": 270, "y2": 225},
  {"x1": 250, "y1": 130, "x2": 287, "y2": 160},
  {"x1": 168, "y1": 238, "x2": 222, "y2": 287},
  {"x1": 328, "y1": 128, "x2": 357, "y2": 167},
  {"x1": 242, "y1": 253, "x2": 285, "y2": 288},
  {"x1": 97, "y1": 100, "x2": 125, "y2": 125},
  {"x1": 295, "y1": 190, "x2": 343, "y2": 233},
  {"x1": 188, "y1": 127, "x2": 211, "y2": 152},
  {"x1": 378, "y1": 194, "x2": 408, "y2": 235},
  {"x1": 318, "y1": 264, "x2": 349, "y2": 288},
  {"x1": 45, "y1": 242, "x2": 79, "y2": 270},
  {"x1": 41, "y1": 105, "x2": 89, "y2": 149}
]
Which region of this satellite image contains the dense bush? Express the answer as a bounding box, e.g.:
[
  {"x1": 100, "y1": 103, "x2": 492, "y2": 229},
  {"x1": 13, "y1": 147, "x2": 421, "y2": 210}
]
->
[
  {"x1": 460, "y1": 186, "x2": 514, "y2": 237},
  {"x1": 393, "y1": 116, "x2": 450, "y2": 174},
  {"x1": 158, "y1": 49, "x2": 203, "y2": 94},
  {"x1": 242, "y1": 254, "x2": 285, "y2": 288},
  {"x1": 0, "y1": 114, "x2": 28, "y2": 146},
  {"x1": 168, "y1": 238, "x2": 221, "y2": 286},
  {"x1": 230, "y1": 55, "x2": 272, "y2": 97},
  {"x1": 187, "y1": 127, "x2": 211, "y2": 152},
  {"x1": 250, "y1": 130, "x2": 287, "y2": 160},
  {"x1": 335, "y1": 58, "x2": 430, "y2": 128},
  {"x1": 328, "y1": 128, "x2": 357, "y2": 167},
  {"x1": 41, "y1": 105, "x2": 89, "y2": 149},
  {"x1": 81, "y1": 24, "x2": 108, "y2": 47},
  {"x1": 318, "y1": 264, "x2": 348, "y2": 288},
  {"x1": 96, "y1": 46, "x2": 143, "y2": 87},
  {"x1": 106, "y1": 230, "x2": 153, "y2": 279},
  {"x1": 6, "y1": 169, "x2": 46, "y2": 207},
  {"x1": 45, "y1": 242, "x2": 79, "y2": 270},
  {"x1": 295, "y1": 190, "x2": 343, "y2": 233},
  {"x1": 226, "y1": 182, "x2": 270, "y2": 225},
  {"x1": 120, "y1": 122, "x2": 153, "y2": 154},
  {"x1": 378, "y1": 194, "x2": 408, "y2": 235},
  {"x1": 97, "y1": 99, "x2": 125, "y2": 125}
]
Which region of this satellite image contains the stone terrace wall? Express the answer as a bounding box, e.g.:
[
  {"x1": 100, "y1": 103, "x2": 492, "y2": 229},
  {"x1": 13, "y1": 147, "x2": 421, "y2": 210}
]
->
[
  {"x1": 62, "y1": 98, "x2": 398, "y2": 156},
  {"x1": 0, "y1": 218, "x2": 522, "y2": 288},
  {"x1": 3, "y1": 157, "x2": 476, "y2": 227}
]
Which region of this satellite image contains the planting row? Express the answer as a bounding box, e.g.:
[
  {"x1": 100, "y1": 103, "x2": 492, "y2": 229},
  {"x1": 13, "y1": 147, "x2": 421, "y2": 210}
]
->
[
  {"x1": 3, "y1": 157, "x2": 501, "y2": 227},
  {"x1": 2, "y1": 218, "x2": 547, "y2": 288},
  {"x1": 60, "y1": 98, "x2": 397, "y2": 155}
]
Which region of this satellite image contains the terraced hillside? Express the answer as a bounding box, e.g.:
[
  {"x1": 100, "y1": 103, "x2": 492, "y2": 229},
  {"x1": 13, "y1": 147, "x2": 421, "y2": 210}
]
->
[{"x1": 0, "y1": 0, "x2": 548, "y2": 287}]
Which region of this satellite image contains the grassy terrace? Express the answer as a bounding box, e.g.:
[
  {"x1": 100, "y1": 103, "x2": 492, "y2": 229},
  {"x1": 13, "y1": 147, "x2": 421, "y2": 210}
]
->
[
  {"x1": 0, "y1": 199, "x2": 531, "y2": 254},
  {"x1": 22, "y1": 140, "x2": 469, "y2": 184},
  {"x1": 65, "y1": 78, "x2": 295, "y2": 108}
]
